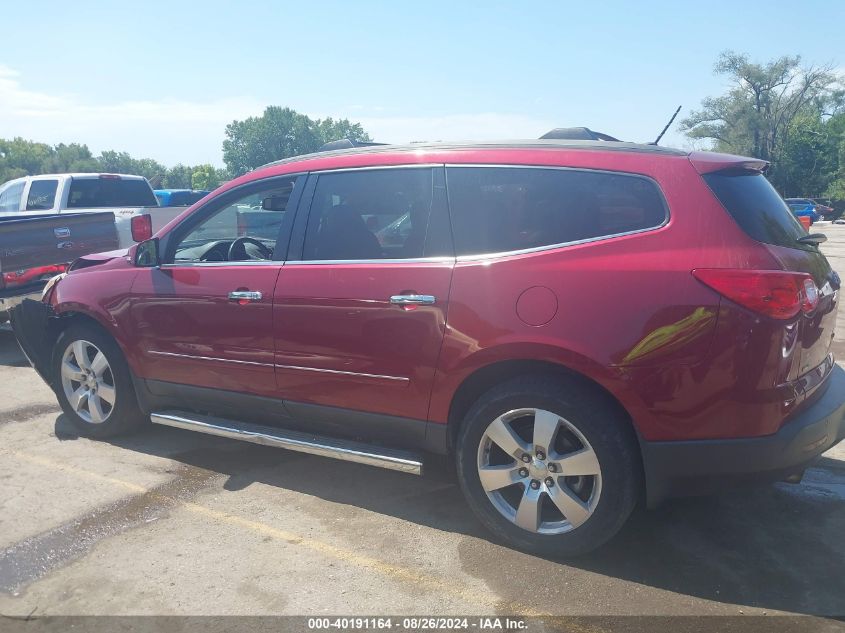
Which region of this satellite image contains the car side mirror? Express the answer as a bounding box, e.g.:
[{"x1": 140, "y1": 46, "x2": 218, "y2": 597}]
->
[
  {"x1": 131, "y1": 213, "x2": 153, "y2": 242},
  {"x1": 134, "y1": 238, "x2": 160, "y2": 267}
]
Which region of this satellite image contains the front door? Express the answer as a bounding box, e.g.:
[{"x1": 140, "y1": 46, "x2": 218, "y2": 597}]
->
[
  {"x1": 130, "y1": 175, "x2": 302, "y2": 398},
  {"x1": 273, "y1": 166, "x2": 454, "y2": 422}
]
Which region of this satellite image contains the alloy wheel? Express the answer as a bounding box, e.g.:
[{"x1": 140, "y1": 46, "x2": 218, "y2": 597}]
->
[
  {"x1": 60, "y1": 340, "x2": 116, "y2": 424},
  {"x1": 476, "y1": 408, "x2": 602, "y2": 534}
]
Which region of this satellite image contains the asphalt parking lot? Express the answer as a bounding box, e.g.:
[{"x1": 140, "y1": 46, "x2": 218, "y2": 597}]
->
[{"x1": 1, "y1": 230, "x2": 844, "y2": 624}]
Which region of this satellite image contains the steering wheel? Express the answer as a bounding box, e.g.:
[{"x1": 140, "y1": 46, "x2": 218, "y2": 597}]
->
[{"x1": 228, "y1": 237, "x2": 272, "y2": 261}]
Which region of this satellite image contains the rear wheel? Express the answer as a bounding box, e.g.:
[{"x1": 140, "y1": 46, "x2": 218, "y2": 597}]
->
[
  {"x1": 456, "y1": 375, "x2": 640, "y2": 556},
  {"x1": 53, "y1": 323, "x2": 146, "y2": 438}
]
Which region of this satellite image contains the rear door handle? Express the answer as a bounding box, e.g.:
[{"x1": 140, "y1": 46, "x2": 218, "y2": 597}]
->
[
  {"x1": 228, "y1": 290, "x2": 262, "y2": 303},
  {"x1": 390, "y1": 294, "x2": 436, "y2": 305}
]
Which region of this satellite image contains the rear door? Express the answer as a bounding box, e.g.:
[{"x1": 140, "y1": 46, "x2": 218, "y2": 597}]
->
[
  {"x1": 703, "y1": 171, "x2": 839, "y2": 378},
  {"x1": 273, "y1": 166, "x2": 454, "y2": 423}
]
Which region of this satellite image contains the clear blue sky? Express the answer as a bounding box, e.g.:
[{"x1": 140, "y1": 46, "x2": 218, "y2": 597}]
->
[{"x1": 1, "y1": 0, "x2": 842, "y2": 166}]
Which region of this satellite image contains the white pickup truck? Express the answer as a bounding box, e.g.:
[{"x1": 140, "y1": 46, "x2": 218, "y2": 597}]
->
[
  {"x1": 0, "y1": 173, "x2": 185, "y2": 247},
  {"x1": 0, "y1": 173, "x2": 188, "y2": 316}
]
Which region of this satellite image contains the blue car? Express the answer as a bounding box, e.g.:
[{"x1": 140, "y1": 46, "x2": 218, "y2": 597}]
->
[
  {"x1": 785, "y1": 198, "x2": 821, "y2": 224},
  {"x1": 154, "y1": 189, "x2": 210, "y2": 207}
]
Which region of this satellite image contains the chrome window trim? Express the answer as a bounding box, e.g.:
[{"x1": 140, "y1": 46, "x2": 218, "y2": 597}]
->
[
  {"x1": 306, "y1": 163, "x2": 442, "y2": 175},
  {"x1": 444, "y1": 163, "x2": 670, "y2": 262},
  {"x1": 160, "y1": 260, "x2": 282, "y2": 268},
  {"x1": 275, "y1": 364, "x2": 409, "y2": 383},
  {"x1": 454, "y1": 225, "x2": 668, "y2": 262},
  {"x1": 148, "y1": 350, "x2": 274, "y2": 368},
  {"x1": 285, "y1": 256, "x2": 455, "y2": 266}
]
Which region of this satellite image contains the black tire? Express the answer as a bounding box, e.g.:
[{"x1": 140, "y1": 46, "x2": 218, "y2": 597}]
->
[
  {"x1": 52, "y1": 322, "x2": 146, "y2": 438},
  {"x1": 455, "y1": 374, "x2": 640, "y2": 557}
]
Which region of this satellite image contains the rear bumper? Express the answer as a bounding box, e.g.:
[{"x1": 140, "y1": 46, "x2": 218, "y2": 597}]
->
[{"x1": 642, "y1": 364, "x2": 845, "y2": 506}]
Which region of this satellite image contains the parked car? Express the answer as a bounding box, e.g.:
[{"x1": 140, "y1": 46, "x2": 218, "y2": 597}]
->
[
  {"x1": 11, "y1": 138, "x2": 845, "y2": 556},
  {"x1": 811, "y1": 198, "x2": 837, "y2": 220},
  {"x1": 154, "y1": 189, "x2": 210, "y2": 207},
  {"x1": 785, "y1": 198, "x2": 821, "y2": 224}
]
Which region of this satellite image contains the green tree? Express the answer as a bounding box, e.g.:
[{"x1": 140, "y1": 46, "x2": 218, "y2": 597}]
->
[
  {"x1": 162, "y1": 163, "x2": 195, "y2": 189},
  {"x1": 222, "y1": 106, "x2": 371, "y2": 176},
  {"x1": 0, "y1": 137, "x2": 53, "y2": 181},
  {"x1": 41, "y1": 143, "x2": 99, "y2": 173},
  {"x1": 776, "y1": 110, "x2": 843, "y2": 196},
  {"x1": 96, "y1": 151, "x2": 167, "y2": 183},
  {"x1": 191, "y1": 164, "x2": 227, "y2": 190},
  {"x1": 681, "y1": 52, "x2": 840, "y2": 172}
]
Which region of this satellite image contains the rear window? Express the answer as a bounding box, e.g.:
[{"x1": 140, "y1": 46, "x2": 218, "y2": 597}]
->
[
  {"x1": 67, "y1": 177, "x2": 157, "y2": 208},
  {"x1": 703, "y1": 173, "x2": 808, "y2": 250},
  {"x1": 446, "y1": 167, "x2": 668, "y2": 256}
]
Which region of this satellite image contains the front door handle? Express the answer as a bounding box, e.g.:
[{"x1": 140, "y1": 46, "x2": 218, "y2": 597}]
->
[
  {"x1": 228, "y1": 290, "x2": 262, "y2": 303},
  {"x1": 390, "y1": 294, "x2": 436, "y2": 305}
]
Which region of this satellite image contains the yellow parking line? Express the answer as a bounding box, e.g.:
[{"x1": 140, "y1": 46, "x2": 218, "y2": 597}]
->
[{"x1": 7, "y1": 449, "x2": 548, "y2": 617}]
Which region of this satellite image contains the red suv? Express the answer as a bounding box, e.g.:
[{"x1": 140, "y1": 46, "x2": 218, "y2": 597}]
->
[{"x1": 12, "y1": 139, "x2": 845, "y2": 556}]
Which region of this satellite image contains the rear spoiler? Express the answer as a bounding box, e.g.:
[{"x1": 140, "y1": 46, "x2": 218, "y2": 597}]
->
[{"x1": 689, "y1": 151, "x2": 769, "y2": 175}]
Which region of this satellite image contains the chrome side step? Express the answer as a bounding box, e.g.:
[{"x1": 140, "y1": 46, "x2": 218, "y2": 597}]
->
[{"x1": 149, "y1": 410, "x2": 423, "y2": 475}]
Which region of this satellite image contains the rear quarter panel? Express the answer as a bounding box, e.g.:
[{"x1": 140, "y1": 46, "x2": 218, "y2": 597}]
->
[{"x1": 427, "y1": 152, "x2": 787, "y2": 442}]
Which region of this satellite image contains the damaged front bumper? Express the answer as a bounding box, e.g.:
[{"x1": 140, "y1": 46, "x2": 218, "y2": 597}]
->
[{"x1": 9, "y1": 298, "x2": 58, "y2": 387}]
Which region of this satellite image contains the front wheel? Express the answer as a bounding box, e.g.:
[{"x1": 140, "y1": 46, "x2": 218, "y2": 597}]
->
[
  {"x1": 53, "y1": 323, "x2": 146, "y2": 438},
  {"x1": 456, "y1": 375, "x2": 640, "y2": 557}
]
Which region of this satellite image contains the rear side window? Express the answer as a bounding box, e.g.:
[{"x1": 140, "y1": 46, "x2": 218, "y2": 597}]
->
[
  {"x1": 67, "y1": 178, "x2": 157, "y2": 208},
  {"x1": 26, "y1": 179, "x2": 58, "y2": 210},
  {"x1": 446, "y1": 167, "x2": 667, "y2": 256},
  {"x1": 0, "y1": 180, "x2": 25, "y2": 212},
  {"x1": 703, "y1": 172, "x2": 806, "y2": 249},
  {"x1": 303, "y1": 168, "x2": 440, "y2": 261}
]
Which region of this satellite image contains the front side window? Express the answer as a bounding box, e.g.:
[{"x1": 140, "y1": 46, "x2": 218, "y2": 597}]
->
[
  {"x1": 303, "y1": 168, "x2": 436, "y2": 261},
  {"x1": 26, "y1": 179, "x2": 58, "y2": 210},
  {"x1": 446, "y1": 167, "x2": 668, "y2": 256},
  {"x1": 0, "y1": 180, "x2": 25, "y2": 212},
  {"x1": 173, "y1": 177, "x2": 297, "y2": 263}
]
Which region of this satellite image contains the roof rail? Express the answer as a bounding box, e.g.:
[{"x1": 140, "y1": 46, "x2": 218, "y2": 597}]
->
[
  {"x1": 539, "y1": 127, "x2": 620, "y2": 142},
  {"x1": 317, "y1": 138, "x2": 388, "y2": 152}
]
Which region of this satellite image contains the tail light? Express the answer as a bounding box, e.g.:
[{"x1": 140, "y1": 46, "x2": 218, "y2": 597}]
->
[
  {"x1": 692, "y1": 269, "x2": 819, "y2": 319},
  {"x1": 130, "y1": 214, "x2": 153, "y2": 242}
]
